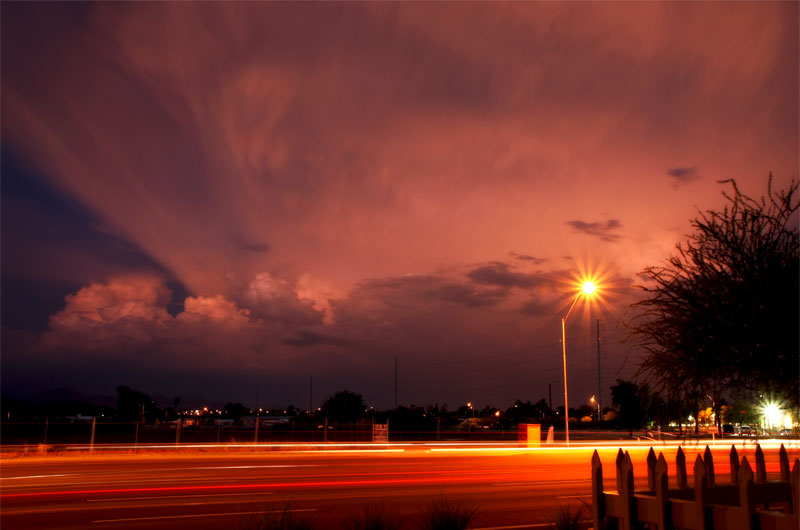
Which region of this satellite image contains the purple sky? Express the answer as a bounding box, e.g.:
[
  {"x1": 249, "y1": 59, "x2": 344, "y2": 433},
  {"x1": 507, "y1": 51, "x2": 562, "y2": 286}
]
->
[{"x1": 2, "y1": 2, "x2": 797, "y2": 410}]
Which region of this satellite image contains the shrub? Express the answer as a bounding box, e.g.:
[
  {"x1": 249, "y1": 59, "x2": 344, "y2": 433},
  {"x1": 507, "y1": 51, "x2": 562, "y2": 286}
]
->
[
  {"x1": 238, "y1": 502, "x2": 317, "y2": 530},
  {"x1": 416, "y1": 497, "x2": 478, "y2": 530},
  {"x1": 341, "y1": 503, "x2": 403, "y2": 530},
  {"x1": 546, "y1": 503, "x2": 587, "y2": 530}
]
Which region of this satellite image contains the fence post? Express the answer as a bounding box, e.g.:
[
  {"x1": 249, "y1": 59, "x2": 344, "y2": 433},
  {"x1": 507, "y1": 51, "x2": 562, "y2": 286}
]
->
[
  {"x1": 730, "y1": 445, "x2": 739, "y2": 485},
  {"x1": 754, "y1": 444, "x2": 767, "y2": 484},
  {"x1": 778, "y1": 444, "x2": 790, "y2": 482},
  {"x1": 615, "y1": 449, "x2": 626, "y2": 492},
  {"x1": 693, "y1": 455, "x2": 710, "y2": 530},
  {"x1": 703, "y1": 445, "x2": 715, "y2": 486},
  {"x1": 647, "y1": 447, "x2": 657, "y2": 492},
  {"x1": 654, "y1": 453, "x2": 671, "y2": 530},
  {"x1": 791, "y1": 459, "x2": 799, "y2": 514},
  {"x1": 738, "y1": 457, "x2": 756, "y2": 530},
  {"x1": 592, "y1": 450, "x2": 605, "y2": 530},
  {"x1": 617, "y1": 451, "x2": 636, "y2": 530},
  {"x1": 676, "y1": 446, "x2": 688, "y2": 489}
]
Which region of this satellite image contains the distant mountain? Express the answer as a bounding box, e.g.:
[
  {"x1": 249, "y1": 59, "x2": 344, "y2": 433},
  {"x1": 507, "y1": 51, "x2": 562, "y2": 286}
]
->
[
  {"x1": 86, "y1": 393, "x2": 116, "y2": 408},
  {"x1": 28, "y1": 387, "x2": 87, "y2": 404},
  {"x1": 23, "y1": 387, "x2": 223, "y2": 412}
]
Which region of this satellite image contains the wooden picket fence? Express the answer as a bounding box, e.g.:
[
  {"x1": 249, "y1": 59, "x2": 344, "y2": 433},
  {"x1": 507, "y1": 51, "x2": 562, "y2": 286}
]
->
[{"x1": 592, "y1": 444, "x2": 799, "y2": 530}]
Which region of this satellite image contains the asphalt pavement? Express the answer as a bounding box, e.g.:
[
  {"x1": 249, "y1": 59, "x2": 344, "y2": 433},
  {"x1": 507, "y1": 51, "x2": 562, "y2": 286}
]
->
[{"x1": 2, "y1": 441, "x2": 797, "y2": 530}]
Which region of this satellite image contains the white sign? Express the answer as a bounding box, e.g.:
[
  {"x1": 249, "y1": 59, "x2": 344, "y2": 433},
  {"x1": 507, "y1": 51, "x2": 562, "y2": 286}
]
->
[{"x1": 372, "y1": 423, "x2": 389, "y2": 443}]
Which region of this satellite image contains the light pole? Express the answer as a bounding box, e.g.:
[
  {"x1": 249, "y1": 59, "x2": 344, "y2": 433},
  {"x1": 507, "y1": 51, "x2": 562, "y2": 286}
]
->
[
  {"x1": 561, "y1": 281, "x2": 596, "y2": 447},
  {"x1": 591, "y1": 395, "x2": 600, "y2": 423}
]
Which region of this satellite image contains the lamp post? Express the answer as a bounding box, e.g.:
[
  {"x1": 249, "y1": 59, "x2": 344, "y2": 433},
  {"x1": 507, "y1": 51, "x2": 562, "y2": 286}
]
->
[
  {"x1": 561, "y1": 281, "x2": 596, "y2": 447},
  {"x1": 591, "y1": 395, "x2": 600, "y2": 423}
]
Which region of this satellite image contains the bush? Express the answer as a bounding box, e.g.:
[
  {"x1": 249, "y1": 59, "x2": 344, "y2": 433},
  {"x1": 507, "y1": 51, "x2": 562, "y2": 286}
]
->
[
  {"x1": 416, "y1": 498, "x2": 478, "y2": 530},
  {"x1": 341, "y1": 503, "x2": 403, "y2": 530},
  {"x1": 238, "y1": 502, "x2": 317, "y2": 530},
  {"x1": 546, "y1": 503, "x2": 587, "y2": 530}
]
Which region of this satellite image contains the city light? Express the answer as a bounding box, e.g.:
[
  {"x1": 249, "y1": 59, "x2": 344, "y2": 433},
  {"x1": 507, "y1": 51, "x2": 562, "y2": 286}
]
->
[{"x1": 762, "y1": 401, "x2": 783, "y2": 432}]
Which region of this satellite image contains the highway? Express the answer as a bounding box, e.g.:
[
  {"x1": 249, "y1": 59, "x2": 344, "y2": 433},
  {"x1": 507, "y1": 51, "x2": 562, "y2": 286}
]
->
[{"x1": 1, "y1": 442, "x2": 797, "y2": 530}]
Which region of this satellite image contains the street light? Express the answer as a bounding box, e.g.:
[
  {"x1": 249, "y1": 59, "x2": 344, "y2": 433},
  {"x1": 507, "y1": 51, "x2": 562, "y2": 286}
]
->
[
  {"x1": 561, "y1": 280, "x2": 597, "y2": 447},
  {"x1": 590, "y1": 395, "x2": 600, "y2": 423}
]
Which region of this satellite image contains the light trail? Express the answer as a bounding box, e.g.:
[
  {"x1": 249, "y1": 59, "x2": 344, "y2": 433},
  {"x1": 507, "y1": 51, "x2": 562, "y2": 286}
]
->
[
  {"x1": 4, "y1": 438, "x2": 795, "y2": 457},
  {"x1": 1, "y1": 475, "x2": 493, "y2": 499},
  {"x1": 193, "y1": 465, "x2": 317, "y2": 469},
  {"x1": 92, "y1": 508, "x2": 317, "y2": 523},
  {"x1": 86, "y1": 492, "x2": 276, "y2": 502},
  {"x1": 0, "y1": 474, "x2": 73, "y2": 480}
]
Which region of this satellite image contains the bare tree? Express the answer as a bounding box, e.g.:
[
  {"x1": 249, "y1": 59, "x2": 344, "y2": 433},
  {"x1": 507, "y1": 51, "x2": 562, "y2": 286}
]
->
[{"x1": 626, "y1": 175, "x2": 799, "y2": 419}]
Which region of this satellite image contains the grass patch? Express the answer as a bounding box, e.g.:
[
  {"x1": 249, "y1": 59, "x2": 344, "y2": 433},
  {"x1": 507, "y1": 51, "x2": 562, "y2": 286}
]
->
[
  {"x1": 416, "y1": 497, "x2": 478, "y2": 530},
  {"x1": 546, "y1": 502, "x2": 587, "y2": 530},
  {"x1": 341, "y1": 503, "x2": 404, "y2": 530},
  {"x1": 237, "y1": 501, "x2": 317, "y2": 530}
]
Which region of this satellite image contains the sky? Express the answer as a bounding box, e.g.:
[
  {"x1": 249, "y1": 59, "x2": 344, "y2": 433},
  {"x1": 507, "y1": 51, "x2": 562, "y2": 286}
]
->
[{"x1": 2, "y1": 2, "x2": 798, "y2": 411}]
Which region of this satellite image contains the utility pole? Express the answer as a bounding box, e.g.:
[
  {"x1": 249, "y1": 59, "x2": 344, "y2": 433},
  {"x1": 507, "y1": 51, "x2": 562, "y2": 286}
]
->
[
  {"x1": 394, "y1": 357, "x2": 398, "y2": 409},
  {"x1": 548, "y1": 381, "x2": 559, "y2": 412},
  {"x1": 254, "y1": 384, "x2": 259, "y2": 414},
  {"x1": 596, "y1": 319, "x2": 602, "y2": 420},
  {"x1": 309, "y1": 376, "x2": 313, "y2": 413}
]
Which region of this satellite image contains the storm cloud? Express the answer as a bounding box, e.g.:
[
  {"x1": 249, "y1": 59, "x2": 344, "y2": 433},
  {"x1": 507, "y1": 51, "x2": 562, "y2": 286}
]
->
[{"x1": 1, "y1": 2, "x2": 797, "y2": 407}]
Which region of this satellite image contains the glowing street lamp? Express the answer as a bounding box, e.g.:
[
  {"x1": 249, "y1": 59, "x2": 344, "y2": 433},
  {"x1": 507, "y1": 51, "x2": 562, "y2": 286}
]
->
[
  {"x1": 561, "y1": 280, "x2": 597, "y2": 446},
  {"x1": 590, "y1": 395, "x2": 600, "y2": 422},
  {"x1": 762, "y1": 402, "x2": 782, "y2": 434}
]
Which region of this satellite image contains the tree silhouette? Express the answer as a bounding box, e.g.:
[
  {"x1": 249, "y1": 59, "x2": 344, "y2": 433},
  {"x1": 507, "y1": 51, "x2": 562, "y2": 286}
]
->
[
  {"x1": 611, "y1": 379, "x2": 648, "y2": 434},
  {"x1": 626, "y1": 175, "x2": 799, "y2": 412},
  {"x1": 116, "y1": 386, "x2": 156, "y2": 421},
  {"x1": 320, "y1": 390, "x2": 366, "y2": 422}
]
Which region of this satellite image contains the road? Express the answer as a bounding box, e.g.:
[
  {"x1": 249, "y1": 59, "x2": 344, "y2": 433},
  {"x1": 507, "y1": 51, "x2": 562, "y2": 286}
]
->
[{"x1": 1, "y1": 442, "x2": 797, "y2": 530}]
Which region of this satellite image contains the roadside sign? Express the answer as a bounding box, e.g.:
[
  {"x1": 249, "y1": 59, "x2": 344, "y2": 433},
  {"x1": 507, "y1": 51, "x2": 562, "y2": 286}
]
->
[{"x1": 373, "y1": 423, "x2": 389, "y2": 443}]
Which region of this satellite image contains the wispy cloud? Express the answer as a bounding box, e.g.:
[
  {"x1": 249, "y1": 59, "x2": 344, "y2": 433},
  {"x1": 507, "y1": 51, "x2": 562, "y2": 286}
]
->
[
  {"x1": 667, "y1": 166, "x2": 701, "y2": 187},
  {"x1": 565, "y1": 219, "x2": 623, "y2": 242},
  {"x1": 509, "y1": 252, "x2": 547, "y2": 265}
]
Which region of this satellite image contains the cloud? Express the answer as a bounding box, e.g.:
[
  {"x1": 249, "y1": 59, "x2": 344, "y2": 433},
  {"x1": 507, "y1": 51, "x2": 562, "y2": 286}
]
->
[
  {"x1": 281, "y1": 329, "x2": 354, "y2": 348},
  {"x1": 37, "y1": 274, "x2": 316, "y2": 369},
  {"x1": 509, "y1": 252, "x2": 547, "y2": 265},
  {"x1": 2, "y1": 1, "x2": 795, "y2": 303},
  {"x1": 348, "y1": 275, "x2": 511, "y2": 310},
  {"x1": 178, "y1": 295, "x2": 252, "y2": 326},
  {"x1": 667, "y1": 166, "x2": 701, "y2": 186},
  {"x1": 1, "y1": 2, "x2": 796, "y2": 407},
  {"x1": 47, "y1": 275, "x2": 172, "y2": 329},
  {"x1": 240, "y1": 243, "x2": 270, "y2": 253},
  {"x1": 565, "y1": 220, "x2": 623, "y2": 242},
  {"x1": 467, "y1": 262, "x2": 545, "y2": 289},
  {"x1": 243, "y1": 272, "x2": 324, "y2": 326}
]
